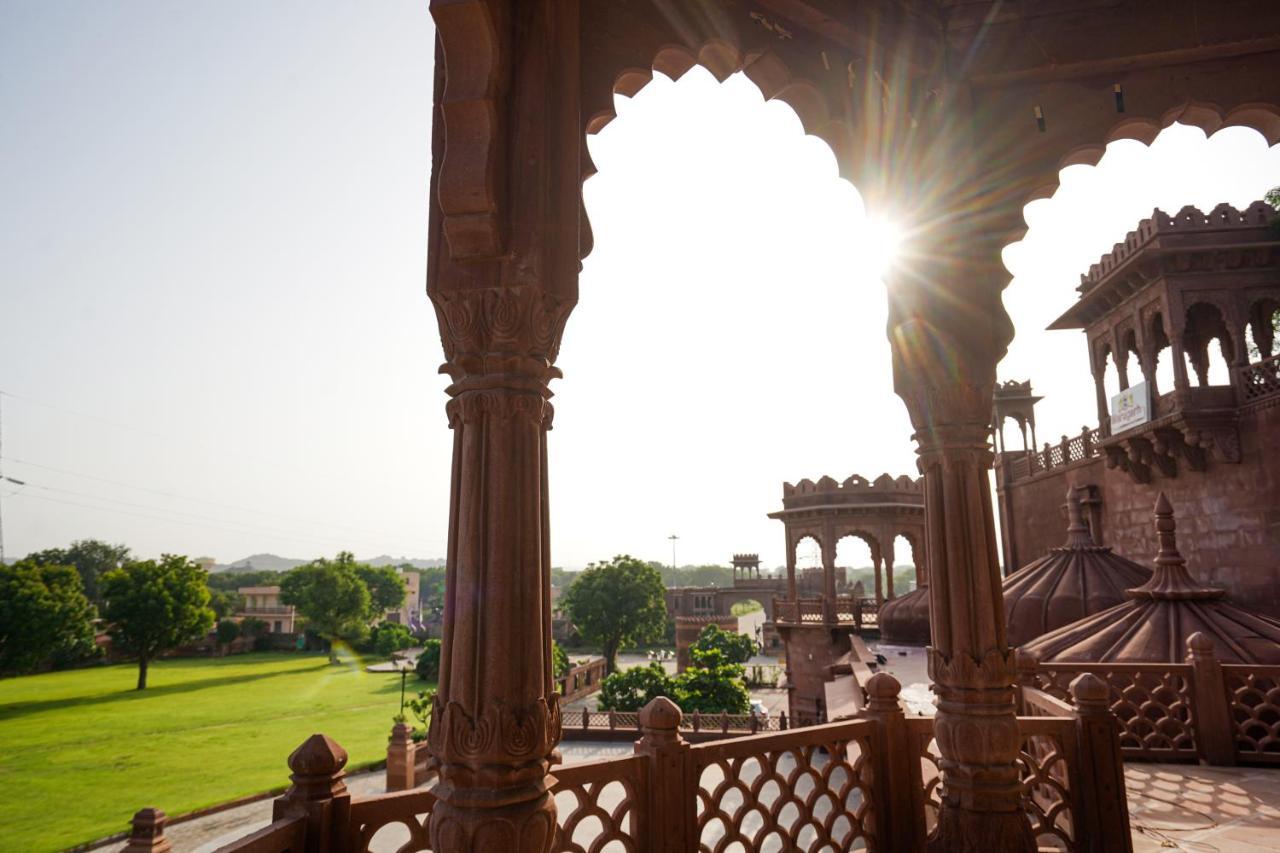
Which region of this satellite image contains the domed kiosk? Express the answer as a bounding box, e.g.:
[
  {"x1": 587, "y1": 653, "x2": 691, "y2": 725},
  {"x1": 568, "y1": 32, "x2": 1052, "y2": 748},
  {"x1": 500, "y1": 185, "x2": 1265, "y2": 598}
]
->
[
  {"x1": 1022, "y1": 493, "x2": 1280, "y2": 664},
  {"x1": 1002, "y1": 487, "x2": 1152, "y2": 648}
]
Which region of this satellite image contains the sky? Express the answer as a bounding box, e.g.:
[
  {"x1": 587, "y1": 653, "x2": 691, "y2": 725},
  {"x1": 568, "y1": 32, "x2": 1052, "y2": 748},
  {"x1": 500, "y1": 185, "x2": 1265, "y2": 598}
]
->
[{"x1": 2, "y1": 3, "x2": 1278, "y2": 571}]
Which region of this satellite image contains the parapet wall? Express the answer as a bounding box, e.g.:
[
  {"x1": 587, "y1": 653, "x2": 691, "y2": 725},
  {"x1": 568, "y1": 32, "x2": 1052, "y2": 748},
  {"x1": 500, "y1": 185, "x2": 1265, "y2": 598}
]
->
[{"x1": 1079, "y1": 201, "x2": 1276, "y2": 291}]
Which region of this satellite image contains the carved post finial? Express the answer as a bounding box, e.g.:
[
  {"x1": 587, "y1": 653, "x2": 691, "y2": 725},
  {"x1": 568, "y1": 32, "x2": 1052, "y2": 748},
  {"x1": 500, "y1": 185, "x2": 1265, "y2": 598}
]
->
[
  {"x1": 864, "y1": 672, "x2": 902, "y2": 712},
  {"x1": 121, "y1": 808, "x2": 171, "y2": 853},
  {"x1": 636, "y1": 697, "x2": 692, "y2": 850},
  {"x1": 1069, "y1": 672, "x2": 1109, "y2": 714}
]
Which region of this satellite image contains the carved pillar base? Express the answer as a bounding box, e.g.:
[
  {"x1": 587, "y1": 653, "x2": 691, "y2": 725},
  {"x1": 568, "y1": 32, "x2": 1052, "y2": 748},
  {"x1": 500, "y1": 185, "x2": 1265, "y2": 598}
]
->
[
  {"x1": 430, "y1": 791, "x2": 556, "y2": 852},
  {"x1": 928, "y1": 648, "x2": 1033, "y2": 853}
]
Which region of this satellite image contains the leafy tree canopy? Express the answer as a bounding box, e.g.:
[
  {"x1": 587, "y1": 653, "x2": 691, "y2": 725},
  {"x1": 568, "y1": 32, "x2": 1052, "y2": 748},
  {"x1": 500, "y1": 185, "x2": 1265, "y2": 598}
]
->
[
  {"x1": 355, "y1": 562, "x2": 407, "y2": 616},
  {"x1": 206, "y1": 569, "x2": 282, "y2": 592},
  {"x1": 0, "y1": 560, "x2": 98, "y2": 675},
  {"x1": 675, "y1": 648, "x2": 750, "y2": 714},
  {"x1": 552, "y1": 640, "x2": 571, "y2": 678},
  {"x1": 691, "y1": 623, "x2": 756, "y2": 665},
  {"x1": 560, "y1": 555, "x2": 666, "y2": 673},
  {"x1": 207, "y1": 588, "x2": 243, "y2": 620},
  {"x1": 280, "y1": 554, "x2": 371, "y2": 662},
  {"x1": 416, "y1": 566, "x2": 446, "y2": 621},
  {"x1": 27, "y1": 539, "x2": 129, "y2": 605},
  {"x1": 101, "y1": 555, "x2": 216, "y2": 689}
]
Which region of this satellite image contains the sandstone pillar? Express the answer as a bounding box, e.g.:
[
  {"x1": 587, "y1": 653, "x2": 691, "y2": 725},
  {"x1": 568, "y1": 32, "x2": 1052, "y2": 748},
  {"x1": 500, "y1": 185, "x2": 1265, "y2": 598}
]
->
[
  {"x1": 426, "y1": 1, "x2": 582, "y2": 848},
  {"x1": 821, "y1": 523, "x2": 837, "y2": 621},
  {"x1": 889, "y1": 233, "x2": 1034, "y2": 852},
  {"x1": 872, "y1": 553, "x2": 884, "y2": 605},
  {"x1": 883, "y1": 538, "x2": 896, "y2": 600},
  {"x1": 785, "y1": 533, "x2": 798, "y2": 601}
]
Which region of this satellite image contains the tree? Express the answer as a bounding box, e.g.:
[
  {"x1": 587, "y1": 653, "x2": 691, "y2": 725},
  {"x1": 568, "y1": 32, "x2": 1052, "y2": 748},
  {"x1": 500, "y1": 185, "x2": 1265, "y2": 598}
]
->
[
  {"x1": 415, "y1": 638, "x2": 442, "y2": 682},
  {"x1": 207, "y1": 588, "x2": 243, "y2": 620},
  {"x1": 672, "y1": 647, "x2": 750, "y2": 714},
  {"x1": 0, "y1": 559, "x2": 97, "y2": 675},
  {"x1": 417, "y1": 566, "x2": 446, "y2": 622},
  {"x1": 560, "y1": 555, "x2": 666, "y2": 673},
  {"x1": 374, "y1": 622, "x2": 413, "y2": 658},
  {"x1": 355, "y1": 561, "x2": 407, "y2": 617},
  {"x1": 215, "y1": 619, "x2": 240, "y2": 653},
  {"x1": 280, "y1": 555, "x2": 370, "y2": 663},
  {"x1": 552, "y1": 640, "x2": 571, "y2": 678},
  {"x1": 690, "y1": 623, "x2": 756, "y2": 665},
  {"x1": 598, "y1": 662, "x2": 675, "y2": 711},
  {"x1": 27, "y1": 539, "x2": 130, "y2": 605},
  {"x1": 100, "y1": 555, "x2": 216, "y2": 689},
  {"x1": 206, "y1": 569, "x2": 281, "y2": 592}
]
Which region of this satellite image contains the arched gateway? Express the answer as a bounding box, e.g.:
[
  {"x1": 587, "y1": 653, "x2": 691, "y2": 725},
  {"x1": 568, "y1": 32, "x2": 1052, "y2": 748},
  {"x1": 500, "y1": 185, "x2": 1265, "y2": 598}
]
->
[{"x1": 421, "y1": 2, "x2": 1280, "y2": 849}]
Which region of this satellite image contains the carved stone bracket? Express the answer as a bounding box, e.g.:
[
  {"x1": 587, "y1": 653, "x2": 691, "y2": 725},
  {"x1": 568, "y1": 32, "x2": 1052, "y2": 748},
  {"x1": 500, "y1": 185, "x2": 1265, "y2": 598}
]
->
[
  {"x1": 1103, "y1": 412, "x2": 1240, "y2": 483},
  {"x1": 431, "y1": 0, "x2": 509, "y2": 259}
]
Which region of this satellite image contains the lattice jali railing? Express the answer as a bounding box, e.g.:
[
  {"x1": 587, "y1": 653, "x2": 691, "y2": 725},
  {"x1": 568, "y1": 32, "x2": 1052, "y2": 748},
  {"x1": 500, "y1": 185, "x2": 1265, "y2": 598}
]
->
[
  {"x1": 690, "y1": 720, "x2": 877, "y2": 852},
  {"x1": 1239, "y1": 353, "x2": 1280, "y2": 403},
  {"x1": 346, "y1": 788, "x2": 437, "y2": 853},
  {"x1": 906, "y1": 719, "x2": 942, "y2": 841},
  {"x1": 1017, "y1": 721, "x2": 1078, "y2": 852},
  {"x1": 1224, "y1": 666, "x2": 1280, "y2": 764},
  {"x1": 1033, "y1": 665, "x2": 1197, "y2": 760},
  {"x1": 552, "y1": 755, "x2": 645, "y2": 853}
]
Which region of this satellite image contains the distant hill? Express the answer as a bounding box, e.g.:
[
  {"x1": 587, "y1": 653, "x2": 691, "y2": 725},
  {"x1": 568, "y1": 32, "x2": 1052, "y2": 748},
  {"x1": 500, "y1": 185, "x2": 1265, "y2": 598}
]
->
[
  {"x1": 365, "y1": 555, "x2": 447, "y2": 570},
  {"x1": 217, "y1": 554, "x2": 307, "y2": 573},
  {"x1": 214, "y1": 553, "x2": 446, "y2": 573}
]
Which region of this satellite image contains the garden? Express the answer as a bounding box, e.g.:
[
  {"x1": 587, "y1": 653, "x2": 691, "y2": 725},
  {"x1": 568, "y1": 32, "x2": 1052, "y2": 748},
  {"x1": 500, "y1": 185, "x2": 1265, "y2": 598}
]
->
[{"x1": 0, "y1": 651, "x2": 419, "y2": 852}]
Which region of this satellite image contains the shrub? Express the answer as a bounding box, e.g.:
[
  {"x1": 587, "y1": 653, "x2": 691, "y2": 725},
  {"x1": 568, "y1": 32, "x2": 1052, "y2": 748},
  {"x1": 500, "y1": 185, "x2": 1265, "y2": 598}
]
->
[
  {"x1": 215, "y1": 619, "x2": 240, "y2": 648},
  {"x1": 598, "y1": 662, "x2": 675, "y2": 712},
  {"x1": 374, "y1": 622, "x2": 413, "y2": 659},
  {"x1": 672, "y1": 648, "x2": 750, "y2": 714},
  {"x1": 415, "y1": 638, "x2": 442, "y2": 682},
  {"x1": 552, "y1": 640, "x2": 571, "y2": 678}
]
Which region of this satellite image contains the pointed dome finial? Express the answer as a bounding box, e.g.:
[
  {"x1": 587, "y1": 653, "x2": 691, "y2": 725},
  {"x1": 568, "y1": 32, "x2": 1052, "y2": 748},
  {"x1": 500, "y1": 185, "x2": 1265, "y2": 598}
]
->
[{"x1": 1128, "y1": 493, "x2": 1222, "y2": 600}]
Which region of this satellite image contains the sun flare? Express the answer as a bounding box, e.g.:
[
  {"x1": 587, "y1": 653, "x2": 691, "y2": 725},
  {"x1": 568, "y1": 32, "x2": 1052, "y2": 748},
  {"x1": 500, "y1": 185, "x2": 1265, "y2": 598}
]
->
[{"x1": 862, "y1": 216, "x2": 904, "y2": 280}]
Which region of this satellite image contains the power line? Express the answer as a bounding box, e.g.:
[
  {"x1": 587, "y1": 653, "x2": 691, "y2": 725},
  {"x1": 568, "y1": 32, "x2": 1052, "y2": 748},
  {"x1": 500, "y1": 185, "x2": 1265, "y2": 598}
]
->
[
  {"x1": 0, "y1": 454, "x2": 432, "y2": 546},
  {"x1": 8, "y1": 485, "x2": 436, "y2": 555},
  {"x1": 0, "y1": 388, "x2": 427, "y2": 495}
]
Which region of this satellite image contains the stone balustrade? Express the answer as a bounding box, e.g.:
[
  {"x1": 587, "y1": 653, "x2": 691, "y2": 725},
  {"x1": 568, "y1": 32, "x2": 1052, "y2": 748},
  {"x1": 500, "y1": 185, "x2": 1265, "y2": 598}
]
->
[{"x1": 124, "y1": 672, "x2": 1141, "y2": 852}]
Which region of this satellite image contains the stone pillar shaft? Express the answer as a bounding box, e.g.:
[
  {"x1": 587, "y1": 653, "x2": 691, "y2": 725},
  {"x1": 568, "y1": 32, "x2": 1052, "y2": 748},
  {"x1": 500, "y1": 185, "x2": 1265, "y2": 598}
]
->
[{"x1": 889, "y1": 227, "x2": 1034, "y2": 851}]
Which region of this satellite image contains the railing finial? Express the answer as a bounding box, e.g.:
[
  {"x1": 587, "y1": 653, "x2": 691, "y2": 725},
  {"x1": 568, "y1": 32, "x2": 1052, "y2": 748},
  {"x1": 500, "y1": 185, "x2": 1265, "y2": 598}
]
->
[{"x1": 121, "y1": 807, "x2": 171, "y2": 853}]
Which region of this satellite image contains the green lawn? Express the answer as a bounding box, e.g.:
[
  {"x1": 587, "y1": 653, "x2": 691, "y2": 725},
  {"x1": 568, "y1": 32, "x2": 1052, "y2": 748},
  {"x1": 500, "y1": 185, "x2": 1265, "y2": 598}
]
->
[{"x1": 0, "y1": 652, "x2": 424, "y2": 853}]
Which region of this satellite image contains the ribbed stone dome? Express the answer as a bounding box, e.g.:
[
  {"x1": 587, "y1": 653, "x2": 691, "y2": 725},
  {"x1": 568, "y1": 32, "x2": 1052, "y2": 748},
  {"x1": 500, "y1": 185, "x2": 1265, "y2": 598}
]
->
[
  {"x1": 878, "y1": 585, "x2": 930, "y2": 645},
  {"x1": 1003, "y1": 487, "x2": 1152, "y2": 648},
  {"x1": 1022, "y1": 493, "x2": 1280, "y2": 664}
]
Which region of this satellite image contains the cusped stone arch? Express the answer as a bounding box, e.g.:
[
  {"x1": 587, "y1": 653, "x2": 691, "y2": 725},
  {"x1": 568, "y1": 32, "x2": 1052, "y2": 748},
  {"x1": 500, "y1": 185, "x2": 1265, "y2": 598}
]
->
[{"x1": 1018, "y1": 102, "x2": 1280, "y2": 218}]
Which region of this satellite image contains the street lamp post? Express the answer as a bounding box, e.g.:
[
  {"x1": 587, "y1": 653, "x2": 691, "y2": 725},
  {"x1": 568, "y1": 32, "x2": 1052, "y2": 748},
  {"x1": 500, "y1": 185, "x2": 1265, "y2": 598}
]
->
[{"x1": 668, "y1": 534, "x2": 678, "y2": 572}]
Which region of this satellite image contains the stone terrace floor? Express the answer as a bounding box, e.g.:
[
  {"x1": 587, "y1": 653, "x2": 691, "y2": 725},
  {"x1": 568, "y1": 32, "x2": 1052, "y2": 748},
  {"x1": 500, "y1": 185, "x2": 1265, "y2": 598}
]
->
[{"x1": 1127, "y1": 763, "x2": 1280, "y2": 851}]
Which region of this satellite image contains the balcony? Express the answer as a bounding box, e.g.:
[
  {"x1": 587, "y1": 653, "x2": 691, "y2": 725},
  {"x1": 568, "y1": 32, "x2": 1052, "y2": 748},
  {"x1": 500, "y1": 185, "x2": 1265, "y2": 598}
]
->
[
  {"x1": 241, "y1": 605, "x2": 294, "y2": 617},
  {"x1": 771, "y1": 595, "x2": 879, "y2": 629}
]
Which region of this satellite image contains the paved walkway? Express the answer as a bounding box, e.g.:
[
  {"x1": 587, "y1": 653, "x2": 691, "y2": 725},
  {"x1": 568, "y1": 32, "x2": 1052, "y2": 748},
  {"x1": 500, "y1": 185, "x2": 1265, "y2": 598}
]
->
[{"x1": 1128, "y1": 763, "x2": 1280, "y2": 851}]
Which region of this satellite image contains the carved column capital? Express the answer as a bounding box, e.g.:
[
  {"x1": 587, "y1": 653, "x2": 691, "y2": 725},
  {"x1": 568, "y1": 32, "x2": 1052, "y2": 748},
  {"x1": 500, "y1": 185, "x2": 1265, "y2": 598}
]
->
[{"x1": 432, "y1": 285, "x2": 576, "y2": 380}]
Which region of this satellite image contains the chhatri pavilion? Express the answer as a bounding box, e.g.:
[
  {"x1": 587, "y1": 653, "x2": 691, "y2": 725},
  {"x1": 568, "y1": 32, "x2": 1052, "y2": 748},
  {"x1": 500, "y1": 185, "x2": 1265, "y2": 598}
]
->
[{"x1": 120, "y1": 3, "x2": 1280, "y2": 851}]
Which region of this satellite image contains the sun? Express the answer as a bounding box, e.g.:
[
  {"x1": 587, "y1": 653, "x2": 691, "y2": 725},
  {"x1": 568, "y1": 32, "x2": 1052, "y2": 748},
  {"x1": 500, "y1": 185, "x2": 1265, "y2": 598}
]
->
[{"x1": 862, "y1": 216, "x2": 904, "y2": 280}]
